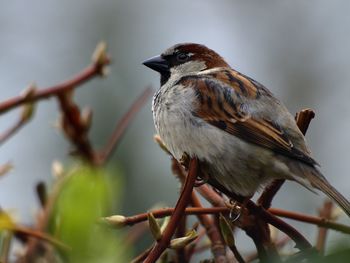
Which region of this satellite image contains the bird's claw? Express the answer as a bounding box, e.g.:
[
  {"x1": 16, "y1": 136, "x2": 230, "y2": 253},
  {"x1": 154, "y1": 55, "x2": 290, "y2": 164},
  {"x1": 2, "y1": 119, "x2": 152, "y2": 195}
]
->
[
  {"x1": 194, "y1": 173, "x2": 209, "y2": 187},
  {"x1": 225, "y1": 199, "x2": 243, "y2": 222}
]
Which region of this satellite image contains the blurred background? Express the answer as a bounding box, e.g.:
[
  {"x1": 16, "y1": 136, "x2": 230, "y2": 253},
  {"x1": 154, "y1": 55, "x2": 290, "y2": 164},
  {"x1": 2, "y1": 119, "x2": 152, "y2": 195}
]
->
[{"x1": 1, "y1": 0, "x2": 350, "y2": 259}]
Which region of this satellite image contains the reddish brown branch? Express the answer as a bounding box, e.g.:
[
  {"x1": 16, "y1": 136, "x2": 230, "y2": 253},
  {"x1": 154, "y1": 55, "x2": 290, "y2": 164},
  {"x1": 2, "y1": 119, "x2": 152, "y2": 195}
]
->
[
  {"x1": 190, "y1": 192, "x2": 227, "y2": 262},
  {"x1": 206, "y1": 177, "x2": 311, "y2": 251},
  {"x1": 316, "y1": 200, "x2": 333, "y2": 253},
  {"x1": 239, "y1": 207, "x2": 279, "y2": 262},
  {"x1": 174, "y1": 214, "x2": 187, "y2": 263},
  {"x1": 97, "y1": 87, "x2": 153, "y2": 165},
  {"x1": 114, "y1": 207, "x2": 227, "y2": 226},
  {"x1": 269, "y1": 208, "x2": 350, "y2": 234},
  {"x1": 117, "y1": 206, "x2": 350, "y2": 235},
  {"x1": 144, "y1": 158, "x2": 198, "y2": 263},
  {"x1": 0, "y1": 104, "x2": 35, "y2": 146},
  {"x1": 257, "y1": 180, "x2": 285, "y2": 210},
  {"x1": 195, "y1": 184, "x2": 226, "y2": 207},
  {"x1": 170, "y1": 158, "x2": 227, "y2": 262},
  {"x1": 249, "y1": 201, "x2": 312, "y2": 250},
  {"x1": 131, "y1": 246, "x2": 153, "y2": 263},
  {"x1": 0, "y1": 117, "x2": 27, "y2": 146},
  {"x1": 125, "y1": 222, "x2": 149, "y2": 245},
  {"x1": 3, "y1": 225, "x2": 69, "y2": 251},
  {"x1": 57, "y1": 92, "x2": 95, "y2": 163},
  {"x1": 0, "y1": 57, "x2": 110, "y2": 115},
  {"x1": 295, "y1": 109, "x2": 316, "y2": 135}
]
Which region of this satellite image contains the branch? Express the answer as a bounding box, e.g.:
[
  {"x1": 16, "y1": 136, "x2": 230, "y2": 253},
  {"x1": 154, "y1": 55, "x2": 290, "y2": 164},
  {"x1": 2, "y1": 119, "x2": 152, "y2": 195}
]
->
[
  {"x1": 2, "y1": 225, "x2": 69, "y2": 251},
  {"x1": 174, "y1": 214, "x2": 187, "y2": 262},
  {"x1": 57, "y1": 92, "x2": 95, "y2": 163},
  {"x1": 0, "y1": 43, "x2": 110, "y2": 115},
  {"x1": 269, "y1": 208, "x2": 350, "y2": 234},
  {"x1": 0, "y1": 103, "x2": 35, "y2": 146},
  {"x1": 97, "y1": 87, "x2": 153, "y2": 165},
  {"x1": 170, "y1": 158, "x2": 227, "y2": 262},
  {"x1": 295, "y1": 108, "x2": 316, "y2": 135},
  {"x1": 144, "y1": 158, "x2": 198, "y2": 263},
  {"x1": 190, "y1": 192, "x2": 227, "y2": 262},
  {"x1": 130, "y1": 246, "x2": 152, "y2": 263},
  {"x1": 106, "y1": 206, "x2": 350, "y2": 235},
  {"x1": 316, "y1": 200, "x2": 333, "y2": 253}
]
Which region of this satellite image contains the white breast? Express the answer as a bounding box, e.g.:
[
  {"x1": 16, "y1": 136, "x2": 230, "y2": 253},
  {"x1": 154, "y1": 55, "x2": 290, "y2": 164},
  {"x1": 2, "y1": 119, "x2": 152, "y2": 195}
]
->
[{"x1": 152, "y1": 81, "x2": 290, "y2": 196}]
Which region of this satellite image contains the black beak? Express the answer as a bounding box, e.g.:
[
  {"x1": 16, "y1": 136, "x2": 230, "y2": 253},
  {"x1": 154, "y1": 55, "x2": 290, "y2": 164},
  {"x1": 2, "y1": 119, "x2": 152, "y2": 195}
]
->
[{"x1": 142, "y1": 55, "x2": 169, "y2": 73}]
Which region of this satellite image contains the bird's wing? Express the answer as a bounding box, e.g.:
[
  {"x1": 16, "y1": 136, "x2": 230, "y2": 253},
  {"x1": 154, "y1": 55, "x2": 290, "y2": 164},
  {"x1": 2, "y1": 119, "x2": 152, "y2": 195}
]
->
[{"x1": 176, "y1": 69, "x2": 317, "y2": 166}]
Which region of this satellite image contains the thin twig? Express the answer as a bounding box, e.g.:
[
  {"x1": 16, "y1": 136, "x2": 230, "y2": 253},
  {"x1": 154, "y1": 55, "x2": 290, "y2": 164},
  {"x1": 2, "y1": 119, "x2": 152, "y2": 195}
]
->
[
  {"x1": 0, "y1": 118, "x2": 27, "y2": 146},
  {"x1": 57, "y1": 92, "x2": 95, "y2": 163},
  {"x1": 144, "y1": 158, "x2": 198, "y2": 263},
  {"x1": 258, "y1": 180, "x2": 286, "y2": 209},
  {"x1": 190, "y1": 192, "x2": 227, "y2": 262},
  {"x1": 115, "y1": 206, "x2": 350, "y2": 235},
  {"x1": 130, "y1": 246, "x2": 153, "y2": 263},
  {"x1": 112, "y1": 207, "x2": 227, "y2": 226},
  {"x1": 269, "y1": 207, "x2": 350, "y2": 234},
  {"x1": 316, "y1": 200, "x2": 333, "y2": 253},
  {"x1": 195, "y1": 184, "x2": 226, "y2": 207},
  {"x1": 97, "y1": 87, "x2": 153, "y2": 165},
  {"x1": 0, "y1": 57, "x2": 110, "y2": 115},
  {"x1": 295, "y1": 109, "x2": 316, "y2": 135},
  {"x1": 0, "y1": 103, "x2": 35, "y2": 146},
  {"x1": 174, "y1": 214, "x2": 187, "y2": 263},
  {"x1": 2, "y1": 225, "x2": 69, "y2": 251},
  {"x1": 125, "y1": 222, "x2": 149, "y2": 245}
]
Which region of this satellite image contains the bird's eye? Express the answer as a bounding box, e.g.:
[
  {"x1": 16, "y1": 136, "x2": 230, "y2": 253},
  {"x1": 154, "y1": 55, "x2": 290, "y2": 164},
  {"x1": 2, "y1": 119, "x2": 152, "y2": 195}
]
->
[{"x1": 176, "y1": 52, "x2": 189, "y2": 62}]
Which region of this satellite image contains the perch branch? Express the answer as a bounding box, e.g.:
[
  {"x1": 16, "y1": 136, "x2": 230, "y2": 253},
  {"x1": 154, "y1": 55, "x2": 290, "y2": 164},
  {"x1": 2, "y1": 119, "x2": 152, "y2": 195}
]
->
[
  {"x1": 108, "y1": 207, "x2": 350, "y2": 235},
  {"x1": 144, "y1": 158, "x2": 198, "y2": 263},
  {"x1": 170, "y1": 158, "x2": 227, "y2": 262}
]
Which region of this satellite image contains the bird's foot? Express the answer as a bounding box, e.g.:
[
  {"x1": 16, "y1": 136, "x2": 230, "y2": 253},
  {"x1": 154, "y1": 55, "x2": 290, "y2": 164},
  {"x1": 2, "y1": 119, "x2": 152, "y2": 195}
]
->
[
  {"x1": 225, "y1": 199, "x2": 243, "y2": 222},
  {"x1": 225, "y1": 196, "x2": 252, "y2": 222},
  {"x1": 194, "y1": 172, "x2": 209, "y2": 187}
]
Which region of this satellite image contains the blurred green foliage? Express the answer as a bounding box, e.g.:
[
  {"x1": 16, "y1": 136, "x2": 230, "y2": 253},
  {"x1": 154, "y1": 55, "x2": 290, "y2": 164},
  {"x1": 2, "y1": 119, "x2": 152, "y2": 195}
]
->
[{"x1": 49, "y1": 164, "x2": 129, "y2": 263}]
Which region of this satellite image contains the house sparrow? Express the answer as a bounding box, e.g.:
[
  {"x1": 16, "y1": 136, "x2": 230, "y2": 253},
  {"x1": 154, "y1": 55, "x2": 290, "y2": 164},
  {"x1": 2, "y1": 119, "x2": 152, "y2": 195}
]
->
[{"x1": 143, "y1": 43, "x2": 350, "y2": 217}]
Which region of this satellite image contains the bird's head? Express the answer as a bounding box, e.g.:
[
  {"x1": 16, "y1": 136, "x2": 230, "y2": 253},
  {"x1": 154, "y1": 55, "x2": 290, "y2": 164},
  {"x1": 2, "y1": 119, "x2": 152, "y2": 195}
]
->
[{"x1": 143, "y1": 43, "x2": 229, "y2": 85}]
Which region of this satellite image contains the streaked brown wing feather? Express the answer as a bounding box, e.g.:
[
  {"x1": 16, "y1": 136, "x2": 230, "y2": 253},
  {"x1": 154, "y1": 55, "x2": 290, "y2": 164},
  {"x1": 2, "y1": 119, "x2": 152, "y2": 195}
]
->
[{"x1": 178, "y1": 71, "x2": 317, "y2": 166}]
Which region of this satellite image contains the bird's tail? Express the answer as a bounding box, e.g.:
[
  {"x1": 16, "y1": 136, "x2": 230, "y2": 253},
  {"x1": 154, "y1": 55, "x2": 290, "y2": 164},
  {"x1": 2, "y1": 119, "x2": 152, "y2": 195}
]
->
[{"x1": 294, "y1": 164, "x2": 350, "y2": 218}]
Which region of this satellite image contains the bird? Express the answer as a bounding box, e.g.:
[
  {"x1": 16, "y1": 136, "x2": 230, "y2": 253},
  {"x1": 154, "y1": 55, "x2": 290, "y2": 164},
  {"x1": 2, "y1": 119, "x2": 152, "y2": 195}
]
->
[{"x1": 143, "y1": 42, "x2": 350, "y2": 217}]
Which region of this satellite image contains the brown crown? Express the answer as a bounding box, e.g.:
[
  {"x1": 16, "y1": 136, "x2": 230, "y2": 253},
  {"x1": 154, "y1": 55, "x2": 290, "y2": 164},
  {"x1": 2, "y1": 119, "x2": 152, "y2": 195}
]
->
[{"x1": 173, "y1": 43, "x2": 230, "y2": 69}]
